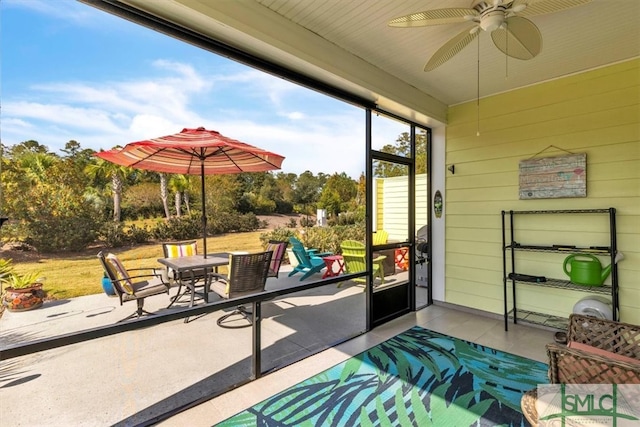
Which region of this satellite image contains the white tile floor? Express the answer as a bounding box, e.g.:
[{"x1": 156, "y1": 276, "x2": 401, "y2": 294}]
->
[{"x1": 159, "y1": 303, "x2": 555, "y2": 426}]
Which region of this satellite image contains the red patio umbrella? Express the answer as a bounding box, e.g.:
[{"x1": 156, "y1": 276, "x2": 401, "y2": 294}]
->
[{"x1": 96, "y1": 127, "x2": 285, "y2": 256}]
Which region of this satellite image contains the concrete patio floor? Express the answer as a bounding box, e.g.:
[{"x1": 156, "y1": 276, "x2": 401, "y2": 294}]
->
[
  {"x1": 0, "y1": 265, "x2": 553, "y2": 426},
  {"x1": 0, "y1": 266, "x2": 374, "y2": 426}
]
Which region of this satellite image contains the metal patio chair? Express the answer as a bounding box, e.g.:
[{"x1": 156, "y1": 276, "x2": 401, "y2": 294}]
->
[
  {"x1": 265, "y1": 240, "x2": 288, "y2": 279},
  {"x1": 97, "y1": 251, "x2": 169, "y2": 322}
]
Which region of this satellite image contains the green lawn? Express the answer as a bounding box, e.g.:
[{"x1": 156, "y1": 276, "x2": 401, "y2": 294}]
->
[{"x1": 9, "y1": 232, "x2": 266, "y2": 300}]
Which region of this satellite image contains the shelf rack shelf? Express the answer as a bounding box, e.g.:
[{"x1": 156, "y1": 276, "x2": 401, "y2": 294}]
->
[
  {"x1": 501, "y1": 208, "x2": 618, "y2": 331},
  {"x1": 511, "y1": 278, "x2": 612, "y2": 294},
  {"x1": 507, "y1": 309, "x2": 569, "y2": 330}
]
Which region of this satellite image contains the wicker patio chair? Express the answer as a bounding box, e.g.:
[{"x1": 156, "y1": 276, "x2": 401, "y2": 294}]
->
[
  {"x1": 210, "y1": 251, "x2": 272, "y2": 328},
  {"x1": 521, "y1": 314, "x2": 640, "y2": 424},
  {"x1": 547, "y1": 314, "x2": 640, "y2": 384}
]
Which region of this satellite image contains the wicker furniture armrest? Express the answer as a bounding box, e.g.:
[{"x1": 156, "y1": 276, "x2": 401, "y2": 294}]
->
[
  {"x1": 546, "y1": 341, "x2": 640, "y2": 384},
  {"x1": 567, "y1": 314, "x2": 640, "y2": 357}
]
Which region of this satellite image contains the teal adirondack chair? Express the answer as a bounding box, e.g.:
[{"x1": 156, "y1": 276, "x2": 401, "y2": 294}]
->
[
  {"x1": 288, "y1": 237, "x2": 329, "y2": 281},
  {"x1": 340, "y1": 240, "x2": 385, "y2": 288}
]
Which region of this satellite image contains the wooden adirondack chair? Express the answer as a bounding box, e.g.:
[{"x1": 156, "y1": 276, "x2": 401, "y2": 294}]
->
[
  {"x1": 372, "y1": 230, "x2": 389, "y2": 246},
  {"x1": 288, "y1": 237, "x2": 329, "y2": 281},
  {"x1": 372, "y1": 230, "x2": 396, "y2": 276},
  {"x1": 340, "y1": 240, "x2": 385, "y2": 288}
]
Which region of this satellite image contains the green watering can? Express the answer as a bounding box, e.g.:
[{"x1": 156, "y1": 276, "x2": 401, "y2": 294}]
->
[{"x1": 563, "y1": 254, "x2": 611, "y2": 286}]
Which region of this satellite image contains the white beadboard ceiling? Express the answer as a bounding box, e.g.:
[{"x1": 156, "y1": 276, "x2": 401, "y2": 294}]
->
[{"x1": 111, "y1": 0, "x2": 639, "y2": 124}]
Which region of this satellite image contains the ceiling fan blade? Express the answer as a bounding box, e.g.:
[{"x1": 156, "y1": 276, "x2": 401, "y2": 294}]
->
[
  {"x1": 512, "y1": 0, "x2": 592, "y2": 17},
  {"x1": 425, "y1": 26, "x2": 478, "y2": 71},
  {"x1": 491, "y1": 16, "x2": 542, "y2": 60},
  {"x1": 388, "y1": 8, "x2": 477, "y2": 27}
]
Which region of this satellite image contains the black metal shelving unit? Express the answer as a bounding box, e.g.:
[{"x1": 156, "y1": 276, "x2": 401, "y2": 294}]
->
[{"x1": 501, "y1": 208, "x2": 618, "y2": 331}]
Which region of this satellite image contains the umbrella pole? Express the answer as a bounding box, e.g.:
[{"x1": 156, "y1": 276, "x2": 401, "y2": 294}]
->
[{"x1": 201, "y1": 162, "x2": 207, "y2": 258}]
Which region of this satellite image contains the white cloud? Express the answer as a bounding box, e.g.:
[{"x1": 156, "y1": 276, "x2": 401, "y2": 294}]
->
[
  {"x1": 4, "y1": 101, "x2": 122, "y2": 133},
  {"x1": 3, "y1": 0, "x2": 134, "y2": 29},
  {"x1": 284, "y1": 112, "x2": 305, "y2": 120},
  {"x1": 3, "y1": 57, "x2": 373, "y2": 177}
]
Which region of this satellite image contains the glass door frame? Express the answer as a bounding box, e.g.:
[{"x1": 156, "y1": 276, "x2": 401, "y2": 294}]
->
[{"x1": 365, "y1": 109, "x2": 432, "y2": 329}]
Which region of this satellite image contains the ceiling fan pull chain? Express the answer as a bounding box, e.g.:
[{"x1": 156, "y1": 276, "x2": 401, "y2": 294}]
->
[
  {"x1": 505, "y1": 21, "x2": 509, "y2": 79},
  {"x1": 477, "y1": 33, "x2": 481, "y2": 137}
]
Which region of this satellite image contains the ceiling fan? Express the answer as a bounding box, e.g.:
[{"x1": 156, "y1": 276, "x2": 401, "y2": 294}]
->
[{"x1": 388, "y1": 0, "x2": 592, "y2": 71}]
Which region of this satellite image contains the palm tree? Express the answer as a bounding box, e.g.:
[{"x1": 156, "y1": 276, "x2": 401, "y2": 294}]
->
[
  {"x1": 168, "y1": 174, "x2": 190, "y2": 217},
  {"x1": 85, "y1": 157, "x2": 131, "y2": 222},
  {"x1": 159, "y1": 173, "x2": 171, "y2": 219},
  {"x1": 16, "y1": 151, "x2": 57, "y2": 184}
]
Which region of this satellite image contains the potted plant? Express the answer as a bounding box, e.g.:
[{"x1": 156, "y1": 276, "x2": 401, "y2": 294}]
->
[{"x1": 1, "y1": 259, "x2": 45, "y2": 312}]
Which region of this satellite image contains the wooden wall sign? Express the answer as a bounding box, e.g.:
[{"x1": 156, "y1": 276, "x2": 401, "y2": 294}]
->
[{"x1": 519, "y1": 153, "x2": 586, "y2": 199}]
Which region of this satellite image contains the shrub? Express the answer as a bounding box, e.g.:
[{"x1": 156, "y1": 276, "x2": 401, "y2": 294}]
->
[
  {"x1": 122, "y1": 182, "x2": 164, "y2": 219},
  {"x1": 152, "y1": 214, "x2": 202, "y2": 241},
  {"x1": 300, "y1": 216, "x2": 315, "y2": 228},
  {"x1": 287, "y1": 218, "x2": 297, "y2": 228},
  {"x1": 275, "y1": 200, "x2": 294, "y2": 214},
  {"x1": 24, "y1": 203, "x2": 99, "y2": 252},
  {"x1": 208, "y1": 211, "x2": 261, "y2": 234},
  {"x1": 329, "y1": 207, "x2": 365, "y2": 226},
  {"x1": 259, "y1": 226, "x2": 297, "y2": 247},
  {"x1": 297, "y1": 224, "x2": 364, "y2": 254},
  {"x1": 99, "y1": 222, "x2": 128, "y2": 248},
  {"x1": 125, "y1": 224, "x2": 152, "y2": 244}
]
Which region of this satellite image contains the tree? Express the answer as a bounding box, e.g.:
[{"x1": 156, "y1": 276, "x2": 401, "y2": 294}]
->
[
  {"x1": 85, "y1": 155, "x2": 132, "y2": 222},
  {"x1": 61, "y1": 140, "x2": 96, "y2": 179},
  {"x1": 159, "y1": 173, "x2": 170, "y2": 219},
  {"x1": 292, "y1": 171, "x2": 321, "y2": 216},
  {"x1": 14, "y1": 151, "x2": 56, "y2": 183},
  {"x1": 23, "y1": 162, "x2": 100, "y2": 251},
  {"x1": 7, "y1": 140, "x2": 51, "y2": 157},
  {"x1": 168, "y1": 174, "x2": 190, "y2": 217},
  {"x1": 374, "y1": 130, "x2": 428, "y2": 177},
  {"x1": 356, "y1": 173, "x2": 366, "y2": 205},
  {"x1": 205, "y1": 175, "x2": 242, "y2": 214},
  {"x1": 274, "y1": 172, "x2": 297, "y2": 213},
  {"x1": 2, "y1": 144, "x2": 100, "y2": 251},
  {"x1": 318, "y1": 189, "x2": 342, "y2": 216},
  {"x1": 318, "y1": 172, "x2": 357, "y2": 216}
]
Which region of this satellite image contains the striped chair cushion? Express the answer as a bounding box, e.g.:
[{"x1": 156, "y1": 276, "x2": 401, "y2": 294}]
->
[
  {"x1": 106, "y1": 253, "x2": 134, "y2": 294},
  {"x1": 266, "y1": 241, "x2": 286, "y2": 275},
  {"x1": 164, "y1": 242, "x2": 197, "y2": 258}
]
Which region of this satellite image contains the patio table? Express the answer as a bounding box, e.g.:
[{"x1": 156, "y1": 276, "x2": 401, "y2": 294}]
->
[
  {"x1": 322, "y1": 255, "x2": 345, "y2": 279},
  {"x1": 394, "y1": 247, "x2": 409, "y2": 271},
  {"x1": 158, "y1": 252, "x2": 230, "y2": 308}
]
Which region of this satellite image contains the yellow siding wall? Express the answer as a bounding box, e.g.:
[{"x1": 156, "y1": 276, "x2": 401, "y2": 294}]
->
[
  {"x1": 375, "y1": 175, "x2": 429, "y2": 241},
  {"x1": 445, "y1": 59, "x2": 640, "y2": 324},
  {"x1": 379, "y1": 176, "x2": 409, "y2": 241}
]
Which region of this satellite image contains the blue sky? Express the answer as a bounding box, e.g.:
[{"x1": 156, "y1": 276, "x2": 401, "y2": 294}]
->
[{"x1": 1, "y1": 0, "x2": 408, "y2": 178}]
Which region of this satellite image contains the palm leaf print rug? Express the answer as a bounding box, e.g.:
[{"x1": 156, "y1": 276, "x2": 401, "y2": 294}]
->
[{"x1": 216, "y1": 326, "x2": 548, "y2": 426}]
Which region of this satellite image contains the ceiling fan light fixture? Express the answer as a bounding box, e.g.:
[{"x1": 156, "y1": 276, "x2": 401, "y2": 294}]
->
[{"x1": 480, "y1": 11, "x2": 505, "y2": 31}]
